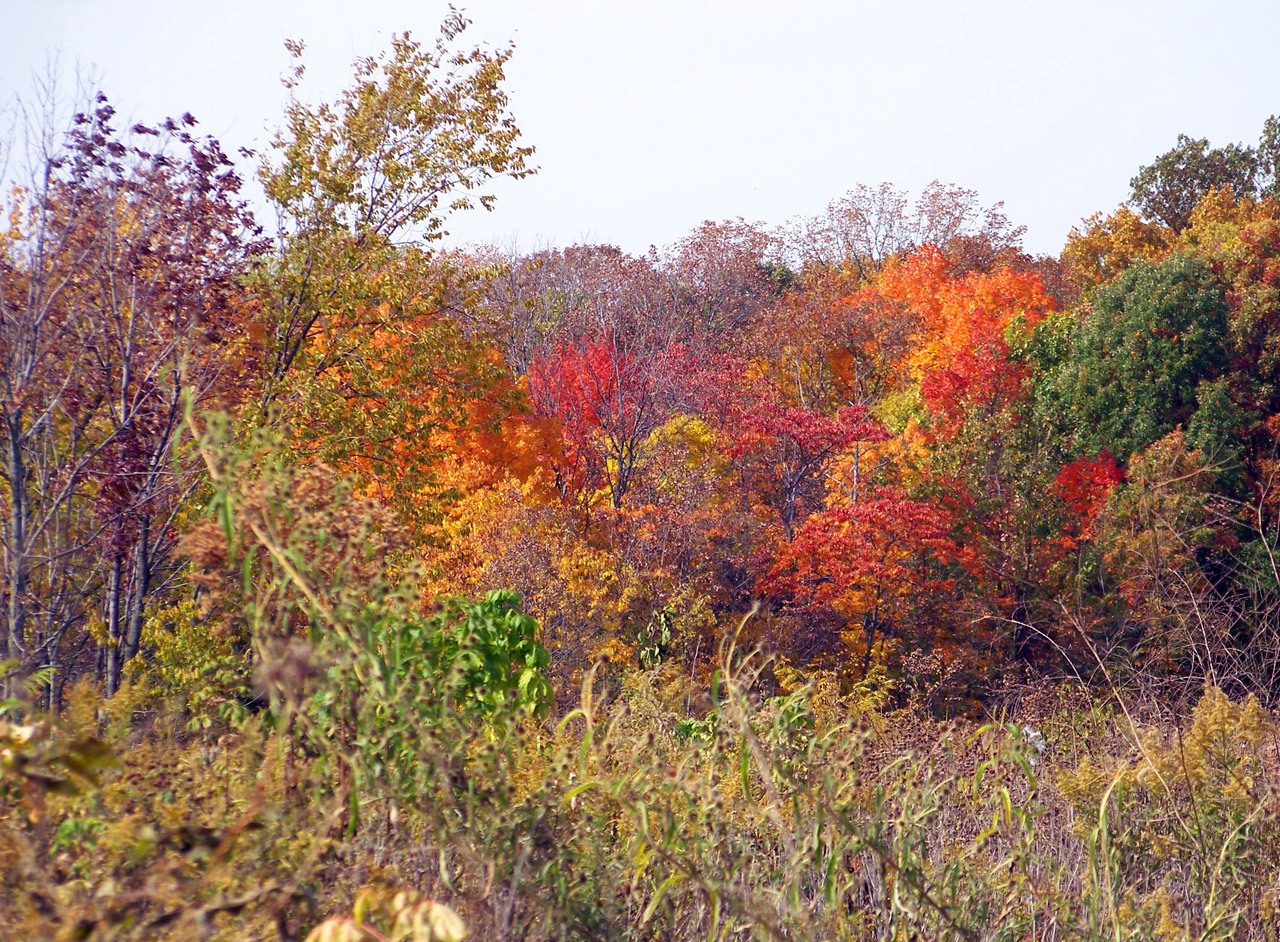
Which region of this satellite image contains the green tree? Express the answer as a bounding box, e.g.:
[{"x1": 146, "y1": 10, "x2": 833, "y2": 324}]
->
[
  {"x1": 1040, "y1": 253, "x2": 1235, "y2": 465},
  {"x1": 1258, "y1": 114, "x2": 1280, "y2": 201},
  {"x1": 1130, "y1": 133, "x2": 1258, "y2": 233}
]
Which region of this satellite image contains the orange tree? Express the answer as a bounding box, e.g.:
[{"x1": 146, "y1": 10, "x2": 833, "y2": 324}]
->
[
  {"x1": 841, "y1": 248, "x2": 1069, "y2": 672},
  {"x1": 764, "y1": 487, "x2": 959, "y2": 679}
]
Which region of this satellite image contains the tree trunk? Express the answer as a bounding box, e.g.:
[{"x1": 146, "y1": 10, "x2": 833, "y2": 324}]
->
[
  {"x1": 105, "y1": 552, "x2": 123, "y2": 696},
  {"x1": 1011, "y1": 587, "x2": 1030, "y2": 664},
  {"x1": 123, "y1": 519, "x2": 151, "y2": 666},
  {"x1": 4, "y1": 411, "x2": 27, "y2": 697}
]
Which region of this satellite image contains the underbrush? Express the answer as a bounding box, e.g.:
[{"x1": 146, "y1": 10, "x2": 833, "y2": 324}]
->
[
  {"x1": 4, "y1": 421, "x2": 1278, "y2": 940},
  {"x1": 4, "y1": 654, "x2": 1279, "y2": 940}
]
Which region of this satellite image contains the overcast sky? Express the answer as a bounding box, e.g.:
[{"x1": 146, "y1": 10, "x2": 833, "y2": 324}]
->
[{"x1": 4, "y1": 0, "x2": 1279, "y2": 257}]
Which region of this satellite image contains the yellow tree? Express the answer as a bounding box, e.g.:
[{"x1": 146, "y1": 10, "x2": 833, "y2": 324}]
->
[
  {"x1": 1062, "y1": 205, "x2": 1171, "y2": 288},
  {"x1": 254, "y1": 15, "x2": 534, "y2": 525}
]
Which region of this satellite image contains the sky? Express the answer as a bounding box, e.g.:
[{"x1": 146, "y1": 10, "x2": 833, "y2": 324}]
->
[{"x1": 3, "y1": 0, "x2": 1279, "y2": 258}]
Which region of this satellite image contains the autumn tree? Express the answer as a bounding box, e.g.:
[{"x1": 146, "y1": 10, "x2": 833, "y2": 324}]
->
[
  {"x1": 0, "y1": 93, "x2": 261, "y2": 696},
  {"x1": 528, "y1": 337, "x2": 708, "y2": 509},
  {"x1": 845, "y1": 247, "x2": 1064, "y2": 664},
  {"x1": 663, "y1": 219, "x2": 786, "y2": 338},
  {"x1": 255, "y1": 16, "x2": 534, "y2": 516},
  {"x1": 472, "y1": 243, "x2": 677, "y2": 376},
  {"x1": 766, "y1": 488, "x2": 958, "y2": 677},
  {"x1": 727, "y1": 393, "x2": 888, "y2": 541},
  {"x1": 475, "y1": 221, "x2": 784, "y2": 383},
  {"x1": 1062, "y1": 205, "x2": 1171, "y2": 288},
  {"x1": 872, "y1": 249, "x2": 1052, "y2": 432}
]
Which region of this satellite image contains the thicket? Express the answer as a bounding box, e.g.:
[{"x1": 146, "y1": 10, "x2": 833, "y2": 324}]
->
[{"x1": 5, "y1": 12, "x2": 1280, "y2": 941}]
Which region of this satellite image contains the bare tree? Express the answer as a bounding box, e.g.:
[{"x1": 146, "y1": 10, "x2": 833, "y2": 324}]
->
[{"x1": 788, "y1": 181, "x2": 1027, "y2": 281}]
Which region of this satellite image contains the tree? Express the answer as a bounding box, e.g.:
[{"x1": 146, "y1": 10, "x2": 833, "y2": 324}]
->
[
  {"x1": 838, "y1": 245, "x2": 1051, "y2": 444},
  {"x1": 528, "y1": 337, "x2": 703, "y2": 509},
  {"x1": 882, "y1": 249, "x2": 1052, "y2": 435},
  {"x1": 663, "y1": 219, "x2": 785, "y2": 338},
  {"x1": 728, "y1": 396, "x2": 888, "y2": 541},
  {"x1": 1062, "y1": 205, "x2": 1171, "y2": 288},
  {"x1": 1053, "y1": 451, "x2": 1124, "y2": 552},
  {"x1": 471, "y1": 244, "x2": 675, "y2": 376},
  {"x1": 1130, "y1": 134, "x2": 1258, "y2": 233},
  {"x1": 263, "y1": 18, "x2": 532, "y2": 250},
  {"x1": 256, "y1": 15, "x2": 533, "y2": 418},
  {"x1": 1041, "y1": 253, "x2": 1232, "y2": 465},
  {"x1": 852, "y1": 247, "x2": 1065, "y2": 664},
  {"x1": 0, "y1": 94, "x2": 261, "y2": 696},
  {"x1": 253, "y1": 15, "x2": 535, "y2": 520},
  {"x1": 1260, "y1": 115, "x2": 1280, "y2": 201},
  {"x1": 789, "y1": 181, "x2": 1027, "y2": 282},
  {"x1": 764, "y1": 488, "x2": 958, "y2": 676}
]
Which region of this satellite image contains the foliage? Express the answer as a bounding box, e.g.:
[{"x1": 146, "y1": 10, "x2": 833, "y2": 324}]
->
[
  {"x1": 253, "y1": 14, "x2": 534, "y2": 528},
  {"x1": 13, "y1": 18, "x2": 1280, "y2": 942},
  {"x1": 1041, "y1": 252, "x2": 1231, "y2": 464},
  {"x1": 1062, "y1": 204, "x2": 1171, "y2": 288},
  {"x1": 765, "y1": 488, "x2": 959, "y2": 671},
  {"x1": 126, "y1": 599, "x2": 254, "y2": 731},
  {"x1": 0, "y1": 89, "x2": 262, "y2": 699},
  {"x1": 1131, "y1": 134, "x2": 1258, "y2": 233},
  {"x1": 263, "y1": 17, "x2": 532, "y2": 245}
]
